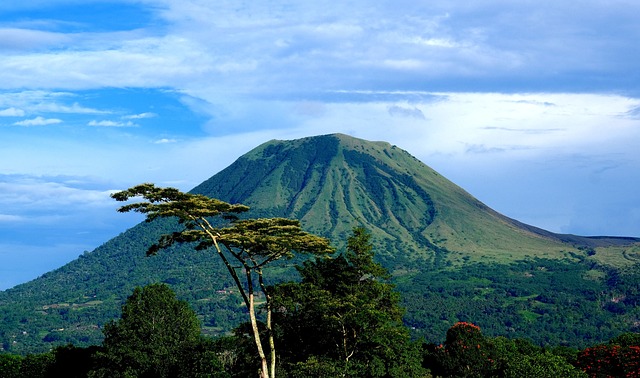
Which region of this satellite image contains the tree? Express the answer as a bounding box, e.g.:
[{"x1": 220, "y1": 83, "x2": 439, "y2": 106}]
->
[
  {"x1": 430, "y1": 322, "x2": 494, "y2": 378},
  {"x1": 18, "y1": 352, "x2": 54, "y2": 378},
  {"x1": 424, "y1": 325, "x2": 586, "y2": 378},
  {"x1": 176, "y1": 338, "x2": 231, "y2": 378},
  {"x1": 0, "y1": 353, "x2": 22, "y2": 378},
  {"x1": 112, "y1": 183, "x2": 333, "y2": 378},
  {"x1": 575, "y1": 343, "x2": 640, "y2": 377},
  {"x1": 89, "y1": 283, "x2": 204, "y2": 378},
  {"x1": 609, "y1": 331, "x2": 640, "y2": 347},
  {"x1": 48, "y1": 345, "x2": 100, "y2": 378},
  {"x1": 489, "y1": 337, "x2": 586, "y2": 378},
  {"x1": 272, "y1": 227, "x2": 426, "y2": 377},
  {"x1": 499, "y1": 352, "x2": 586, "y2": 378}
]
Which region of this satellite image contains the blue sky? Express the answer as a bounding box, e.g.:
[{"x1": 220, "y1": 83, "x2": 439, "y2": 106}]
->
[{"x1": 1, "y1": 0, "x2": 640, "y2": 290}]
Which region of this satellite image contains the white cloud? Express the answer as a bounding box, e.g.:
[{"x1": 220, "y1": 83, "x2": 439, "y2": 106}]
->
[
  {"x1": 36, "y1": 102, "x2": 109, "y2": 114},
  {"x1": 0, "y1": 36, "x2": 213, "y2": 90},
  {"x1": 255, "y1": 92, "x2": 640, "y2": 168},
  {"x1": 124, "y1": 112, "x2": 157, "y2": 119},
  {"x1": 154, "y1": 138, "x2": 177, "y2": 144},
  {"x1": 0, "y1": 175, "x2": 124, "y2": 214},
  {"x1": 0, "y1": 1, "x2": 637, "y2": 98},
  {"x1": 0, "y1": 214, "x2": 24, "y2": 222},
  {"x1": 0, "y1": 91, "x2": 109, "y2": 115},
  {"x1": 13, "y1": 116, "x2": 62, "y2": 126},
  {"x1": 410, "y1": 37, "x2": 459, "y2": 48},
  {"x1": 0, "y1": 28, "x2": 70, "y2": 50},
  {"x1": 88, "y1": 120, "x2": 135, "y2": 127},
  {"x1": 388, "y1": 105, "x2": 426, "y2": 119},
  {"x1": 0, "y1": 107, "x2": 25, "y2": 116}
]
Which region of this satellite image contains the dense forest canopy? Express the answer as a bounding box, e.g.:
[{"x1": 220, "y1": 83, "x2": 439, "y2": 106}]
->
[{"x1": 2, "y1": 252, "x2": 638, "y2": 377}]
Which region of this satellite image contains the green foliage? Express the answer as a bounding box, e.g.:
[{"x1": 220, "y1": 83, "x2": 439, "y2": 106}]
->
[
  {"x1": 489, "y1": 337, "x2": 586, "y2": 378},
  {"x1": 272, "y1": 227, "x2": 427, "y2": 377},
  {"x1": 499, "y1": 351, "x2": 587, "y2": 378},
  {"x1": 285, "y1": 356, "x2": 344, "y2": 378},
  {"x1": 89, "y1": 283, "x2": 204, "y2": 378},
  {"x1": 401, "y1": 259, "x2": 640, "y2": 348},
  {"x1": 0, "y1": 353, "x2": 23, "y2": 378},
  {"x1": 0, "y1": 285, "x2": 230, "y2": 377},
  {"x1": 609, "y1": 331, "x2": 640, "y2": 347},
  {"x1": 0, "y1": 346, "x2": 99, "y2": 378},
  {"x1": 424, "y1": 322, "x2": 586, "y2": 378},
  {"x1": 173, "y1": 339, "x2": 231, "y2": 378},
  {"x1": 211, "y1": 331, "x2": 263, "y2": 377},
  {"x1": 18, "y1": 352, "x2": 55, "y2": 378}
]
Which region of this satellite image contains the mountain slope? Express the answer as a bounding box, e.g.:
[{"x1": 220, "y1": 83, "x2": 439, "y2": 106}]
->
[
  {"x1": 192, "y1": 133, "x2": 638, "y2": 266},
  {"x1": 1, "y1": 133, "x2": 639, "y2": 353}
]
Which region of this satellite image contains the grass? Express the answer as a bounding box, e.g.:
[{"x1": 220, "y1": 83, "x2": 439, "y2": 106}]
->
[
  {"x1": 518, "y1": 310, "x2": 542, "y2": 322},
  {"x1": 590, "y1": 245, "x2": 640, "y2": 268}
]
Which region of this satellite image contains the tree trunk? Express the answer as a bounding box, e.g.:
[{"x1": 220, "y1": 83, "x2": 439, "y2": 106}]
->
[
  {"x1": 257, "y1": 267, "x2": 277, "y2": 378},
  {"x1": 248, "y1": 278, "x2": 269, "y2": 378}
]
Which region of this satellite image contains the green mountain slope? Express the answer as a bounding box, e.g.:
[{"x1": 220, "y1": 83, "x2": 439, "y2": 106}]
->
[
  {"x1": 1, "y1": 133, "x2": 639, "y2": 354},
  {"x1": 192, "y1": 133, "x2": 639, "y2": 266}
]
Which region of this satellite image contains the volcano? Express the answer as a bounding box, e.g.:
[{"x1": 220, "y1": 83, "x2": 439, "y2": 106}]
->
[{"x1": 2, "y1": 133, "x2": 639, "y2": 353}]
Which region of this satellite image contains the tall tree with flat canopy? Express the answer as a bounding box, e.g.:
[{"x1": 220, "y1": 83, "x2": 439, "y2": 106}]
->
[{"x1": 112, "y1": 183, "x2": 334, "y2": 378}]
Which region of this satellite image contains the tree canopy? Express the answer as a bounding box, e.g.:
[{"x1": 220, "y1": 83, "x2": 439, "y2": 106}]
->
[
  {"x1": 270, "y1": 226, "x2": 426, "y2": 377},
  {"x1": 89, "y1": 283, "x2": 209, "y2": 378}
]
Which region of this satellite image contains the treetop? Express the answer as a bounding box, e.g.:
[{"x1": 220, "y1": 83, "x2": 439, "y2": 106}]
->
[{"x1": 111, "y1": 183, "x2": 249, "y2": 222}]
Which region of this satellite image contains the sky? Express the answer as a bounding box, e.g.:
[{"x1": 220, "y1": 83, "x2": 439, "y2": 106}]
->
[{"x1": 1, "y1": 0, "x2": 639, "y2": 290}]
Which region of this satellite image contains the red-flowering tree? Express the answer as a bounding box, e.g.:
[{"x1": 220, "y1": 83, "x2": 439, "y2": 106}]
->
[
  {"x1": 424, "y1": 322, "x2": 495, "y2": 377},
  {"x1": 576, "y1": 343, "x2": 640, "y2": 377}
]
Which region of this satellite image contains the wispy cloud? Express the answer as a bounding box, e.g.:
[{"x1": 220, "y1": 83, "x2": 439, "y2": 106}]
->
[
  {"x1": 482, "y1": 126, "x2": 565, "y2": 135},
  {"x1": 0, "y1": 28, "x2": 70, "y2": 51},
  {"x1": 464, "y1": 143, "x2": 533, "y2": 155},
  {"x1": 0, "y1": 214, "x2": 24, "y2": 222},
  {"x1": 0, "y1": 90, "x2": 109, "y2": 114},
  {"x1": 0, "y1": 174, "x2": 116, "y2": 207},
  {"x1": 0, "y1": 107, "x2": 25, "y2": 116},
  {"x1": 88, "y1": 120, "x2": 136, "y2": 127},
  {"x1": 36, "y1": 102, "x2": 109, "y2": 114},
  {"x1": 623, "y1": 106, "x2": 640, "y2": 119},
  {"x1": 388, "y1": 105, "x2": 426, "y2": 119},
  {"x1": 0, "y1": 36, "x2": 213, "y2": 90},
  {"x1": 124, "y1": 112, "x2": 157, "y2": 119},
  {"x1": 13, "y1": 116, "x2": 62, "y2": 126},
  {"x1": 154, "y1": 138, "x2": 177, "y2": 144}
]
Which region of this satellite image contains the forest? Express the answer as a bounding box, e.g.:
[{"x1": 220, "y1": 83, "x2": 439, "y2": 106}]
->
[
  {"x1": 1, "y1": 235, "x2": 639, "y2": 377},
  {"x1": 1, "y1": 184, "x2": 639, "y2": 377}
]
